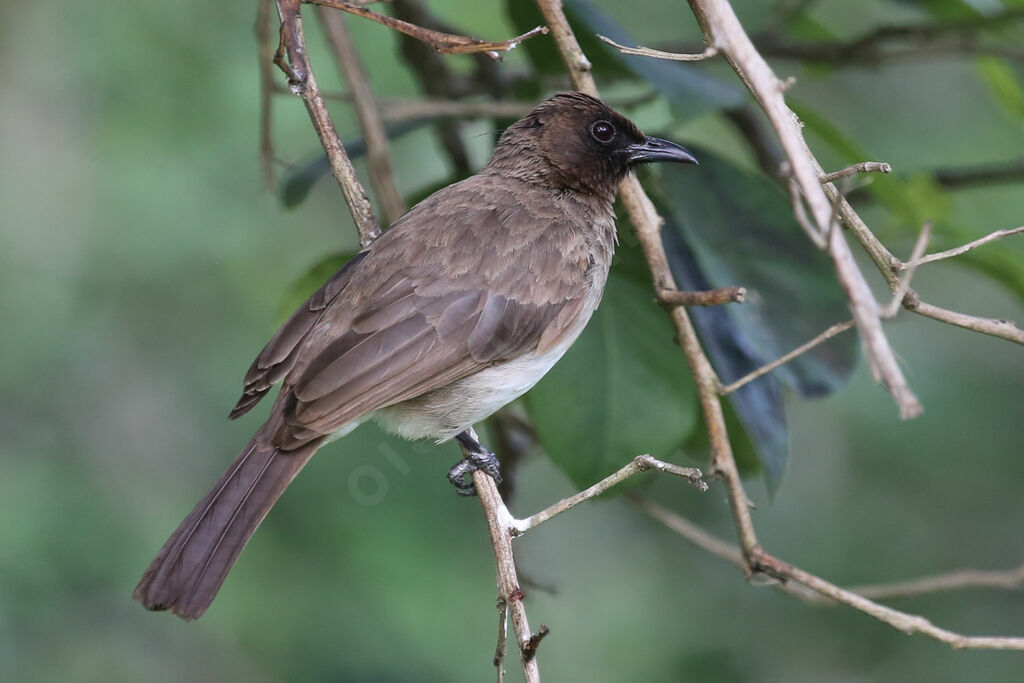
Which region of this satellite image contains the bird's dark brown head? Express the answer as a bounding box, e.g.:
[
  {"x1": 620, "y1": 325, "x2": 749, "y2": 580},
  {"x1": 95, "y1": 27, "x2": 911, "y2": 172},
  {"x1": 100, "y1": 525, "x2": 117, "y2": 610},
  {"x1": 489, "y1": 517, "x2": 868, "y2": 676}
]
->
[{"x1": 484, "y1": 92, "x2": 697, "y2": 198}]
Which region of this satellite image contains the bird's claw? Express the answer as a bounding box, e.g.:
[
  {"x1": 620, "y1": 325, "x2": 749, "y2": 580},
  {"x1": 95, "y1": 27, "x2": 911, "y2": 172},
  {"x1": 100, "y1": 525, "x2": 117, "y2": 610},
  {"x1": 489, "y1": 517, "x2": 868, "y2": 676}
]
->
[{"x1": 447, "y1": 446, "x2": 502, "y2": 497}]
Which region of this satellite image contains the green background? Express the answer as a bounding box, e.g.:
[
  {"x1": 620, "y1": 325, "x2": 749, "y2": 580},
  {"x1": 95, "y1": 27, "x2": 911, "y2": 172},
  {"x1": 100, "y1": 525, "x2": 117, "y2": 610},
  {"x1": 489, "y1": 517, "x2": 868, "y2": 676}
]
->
[{"x1": 1, "y1": 0, "x2": 1022, "y2": 681}]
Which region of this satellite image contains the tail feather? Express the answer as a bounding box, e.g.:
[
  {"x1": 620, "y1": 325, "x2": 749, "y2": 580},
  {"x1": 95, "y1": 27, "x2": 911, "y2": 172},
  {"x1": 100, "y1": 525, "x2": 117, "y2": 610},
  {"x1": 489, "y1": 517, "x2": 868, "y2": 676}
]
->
[{"x1": 133, "y1": 425, "x2": 320, "y2": 619}]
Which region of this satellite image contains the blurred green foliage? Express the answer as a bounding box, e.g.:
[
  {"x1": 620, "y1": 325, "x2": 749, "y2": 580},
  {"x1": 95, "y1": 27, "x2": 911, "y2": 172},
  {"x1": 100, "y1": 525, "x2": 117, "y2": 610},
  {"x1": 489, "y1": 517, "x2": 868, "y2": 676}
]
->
[{"x1": 1, "y1": 0, "x2": 1022, "y2": 682}]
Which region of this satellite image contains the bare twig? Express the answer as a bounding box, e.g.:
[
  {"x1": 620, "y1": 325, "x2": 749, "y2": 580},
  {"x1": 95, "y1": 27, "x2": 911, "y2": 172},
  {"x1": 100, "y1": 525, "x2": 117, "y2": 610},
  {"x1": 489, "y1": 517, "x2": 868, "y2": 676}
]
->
[
  {"x1": 597, "y1": 34, "x2": 719, "y2": 61},
  {"x1": 787, "y1": 175, "x2": 826, "y2": 248},
  {"x1": 275, "y1": 0, "x2": 382, "y2": 245},
  {"x1": 317, "y1": 7, "x2": 407, "y2": 224},
  {"x1": 909, "y1": 225, "x2": 1024, "y2": 268},
  {"x1": 882, "y1": 221, "x2": 931, "y2": 319},
  {"x1": 902, "y1": 292, "x2": 1024, "y2": 346},
  {"x1": 720, "y1": 319, "x2": 856, "y2": 395},
  {"x1": 514, "y1": 455, "x2": 706, "y2": 535},
  {"x1": 466, "y1": 443, "x2": 540, "y2": 682},
  {"x1": 658, "y1": 287, "x2": 746, "y2": 307},
  {"x1": 634, "y1": 498, "x2": 1024, "y2": 650},
  {"x1": 820, "y1": 161, "x2": 892, "y2": 184},
  {"x1": 310, "y1": 0, "x2": 547, "y2": 59},
  {"x1": 536, "y1": 0, "x2": 762, "y2": 561},
  {"x1": 686, "y1": 0, "x2": 922, "y2": 419},
  {"x1": 850, "y1": 563, "x2": 1024, "y2": 601},
  {"x1": 522, "y1": 626, "x2": 550, "y2": 662}
]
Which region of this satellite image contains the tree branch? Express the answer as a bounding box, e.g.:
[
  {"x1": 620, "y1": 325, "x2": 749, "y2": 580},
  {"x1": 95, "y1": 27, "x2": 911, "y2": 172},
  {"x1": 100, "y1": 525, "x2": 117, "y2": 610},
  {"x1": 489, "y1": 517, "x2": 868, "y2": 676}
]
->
[
  {"x1": 684, "y1": 0, "x2": 923, "y2": 419},
  {"x1": 535, "y1": 0, "x2": 763, "y2": 569},
  {"x1": 317, "y1": 7, "x2": 407, "y2": 225},
  {"x1": 820, "y1": 161, "x2": 892, "y2": 183},
  {"x1": 469, "y1": 461, "x2": 541, "y2": 683},
  {"x1": 633, "y1": 497, "x2": 1024, "y2": 650},
  {"x1": 909, "y1": 225, "x2": 1024, "y2": 268},
  {"x1": 309, "y1": 0, "x2": 547, "y2": 59},
  {"x1": 720, "y1": 319, "x2": 856, "y2": 395},
  {"x1": 513, "y1": 455, "x2": 706, "y2": 535},
  {"x1": 274, "y1": 0, "x2": 382, "y2": 245},
  {"x1": 596, "y1": 34, "x2": 718, "y2": 61}
]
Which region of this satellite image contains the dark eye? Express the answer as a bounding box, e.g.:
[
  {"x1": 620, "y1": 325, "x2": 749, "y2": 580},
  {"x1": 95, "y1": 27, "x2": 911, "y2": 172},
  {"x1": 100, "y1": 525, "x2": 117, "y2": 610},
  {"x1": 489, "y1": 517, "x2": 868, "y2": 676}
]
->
[{"x1": 590, "y1": 120, "x2": 616, "y2": 144}]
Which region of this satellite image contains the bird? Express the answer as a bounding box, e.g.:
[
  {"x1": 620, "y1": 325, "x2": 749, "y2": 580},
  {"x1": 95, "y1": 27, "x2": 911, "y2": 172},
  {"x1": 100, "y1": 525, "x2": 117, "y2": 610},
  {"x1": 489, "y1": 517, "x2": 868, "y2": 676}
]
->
[{"x1": 133, "y1": 91, "x2": 697, "y2": 619}]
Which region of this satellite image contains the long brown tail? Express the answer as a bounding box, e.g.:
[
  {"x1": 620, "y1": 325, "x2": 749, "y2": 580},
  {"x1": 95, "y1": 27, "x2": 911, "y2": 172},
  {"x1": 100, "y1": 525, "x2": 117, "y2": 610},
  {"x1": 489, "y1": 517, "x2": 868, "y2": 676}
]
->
[{"x1": 133, "y1": 423, "x2": 320, "y2": 619}]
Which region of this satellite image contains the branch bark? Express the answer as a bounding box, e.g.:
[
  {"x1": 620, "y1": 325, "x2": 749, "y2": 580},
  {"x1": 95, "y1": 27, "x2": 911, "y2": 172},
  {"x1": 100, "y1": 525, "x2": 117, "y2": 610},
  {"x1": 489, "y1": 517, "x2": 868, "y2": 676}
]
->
[
  {"x1": 685, "y1": 0, "x2": 923, "y2": 419},
  {"x1": 633, "y1": 497, "x2": 1024, "y2": 650},
  {"x1": 275, "y1": 0, "x2": 382, "y2": 245},
  {"x1": 317, "y1": 7, "x2": 407, "y2": 224}
]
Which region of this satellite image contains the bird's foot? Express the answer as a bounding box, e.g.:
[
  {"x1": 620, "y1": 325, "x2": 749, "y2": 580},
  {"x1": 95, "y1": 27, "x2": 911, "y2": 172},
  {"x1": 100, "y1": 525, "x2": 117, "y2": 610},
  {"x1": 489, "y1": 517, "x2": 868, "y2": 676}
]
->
[{"x1": 449, "y1": 430, "x2": 503, "y2": 496}]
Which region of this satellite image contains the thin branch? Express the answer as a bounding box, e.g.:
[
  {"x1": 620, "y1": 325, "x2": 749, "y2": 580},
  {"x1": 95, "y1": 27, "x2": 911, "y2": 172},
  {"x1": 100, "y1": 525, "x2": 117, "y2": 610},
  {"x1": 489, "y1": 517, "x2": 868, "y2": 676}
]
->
[
  {"x1": 513, "y1": 455, "x2": 706, "y2": 535},
  {"x1": 522, "y1": 625, "x2": 550, "y2": 663},
  {"x1": 787, "y1": 175, "x2": 826, "y2": 248},
  {"x1": 317, "y1": 7, "x2": 407, "y2": 224},
  {"x1": 720, "y1": 319, "x2": 856, "y2": 395},
  {"x1": 902, "y1": 291, "x2": 1024, "y2": 346},
  {"x1": 908, "y1": 225, "x2": 1024, "y2": 269},
  {"x1": 597, "y1": 34, "x2": 719, "y2": 61},
  {"x1": 466, "y1": 442, "x2": 540, "y2": 683},
  {"x1": 882, "y1": 221, "x2": 931, "y2": 319},
  {"x1": 658, "y1": 286, "x2": 747, "y2": 307},
  {"x1": 310, "y1": 0, "x2": 548, "y2": 59},
  {"x1": 850, "y1": 563, "x2": 1024, "y2": 601},
  {"x1": 686, "y1": 0, "x2": 922, "y2": 419},
  {"x1": 535, "y1": 0, "x2": 763, "y2": 561},
  {"x1": 633, "y1": 497, "x2": 1024, "y2": 650},
  {"x1": 275, "y1": 0, "x2": 382, "y2": 245},
  {"x1": 820, "y1": 161, "x2": 892, "y2": 184}
]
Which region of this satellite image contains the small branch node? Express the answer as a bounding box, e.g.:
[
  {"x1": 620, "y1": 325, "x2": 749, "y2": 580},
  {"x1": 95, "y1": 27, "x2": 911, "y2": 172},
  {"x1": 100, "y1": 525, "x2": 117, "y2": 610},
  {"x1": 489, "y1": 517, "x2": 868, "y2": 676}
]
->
[{"x1": 522, "y1": 625, "x2": 550, "y2": 662}]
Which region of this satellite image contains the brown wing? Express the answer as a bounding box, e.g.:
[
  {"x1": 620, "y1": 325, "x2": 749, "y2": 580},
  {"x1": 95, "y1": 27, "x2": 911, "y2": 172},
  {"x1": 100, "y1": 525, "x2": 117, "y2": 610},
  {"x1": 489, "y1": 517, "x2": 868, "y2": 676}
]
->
[
  {"x1": 230, "y1": 175, "x2": 601, "y2": 448},
  {"x1": 229, "y1": 251, "x2": 369, "y2": 419},
  {"x1": 272, "y1": 282, "x2": 582, "y2": 449}
]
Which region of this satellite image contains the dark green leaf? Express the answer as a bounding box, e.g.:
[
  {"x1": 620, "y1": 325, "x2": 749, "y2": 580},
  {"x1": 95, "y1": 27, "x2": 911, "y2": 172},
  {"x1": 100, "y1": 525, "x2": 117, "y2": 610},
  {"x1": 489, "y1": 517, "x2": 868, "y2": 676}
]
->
[
  {"x1": 649, "y1": 148, "x2": 861, "y2": 489},
  {"x1": 652, "y1": 149, "x2": 860, "y2": 397},
  {"x1": 524, "y1": 271, "x2": 698, "y2": 491}
]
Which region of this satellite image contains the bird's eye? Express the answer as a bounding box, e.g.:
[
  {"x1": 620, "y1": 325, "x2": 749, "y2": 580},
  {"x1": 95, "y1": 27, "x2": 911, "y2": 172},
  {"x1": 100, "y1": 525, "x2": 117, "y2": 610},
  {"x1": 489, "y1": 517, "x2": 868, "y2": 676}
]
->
[{"x1": 590, "y1": 120, "x2": 616, "y2": 144}]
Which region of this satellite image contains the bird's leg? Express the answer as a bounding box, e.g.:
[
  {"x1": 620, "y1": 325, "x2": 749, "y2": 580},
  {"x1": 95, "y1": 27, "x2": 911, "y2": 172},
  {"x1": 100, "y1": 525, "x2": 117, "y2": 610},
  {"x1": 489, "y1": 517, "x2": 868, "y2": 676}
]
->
[{"x1": 449, "y1": 428, "x2": 503, "y2": 496}]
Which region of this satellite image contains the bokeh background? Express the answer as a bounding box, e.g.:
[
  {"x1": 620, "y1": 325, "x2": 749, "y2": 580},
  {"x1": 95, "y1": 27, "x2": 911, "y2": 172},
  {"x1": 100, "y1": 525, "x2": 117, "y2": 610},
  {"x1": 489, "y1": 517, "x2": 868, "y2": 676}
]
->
[{"x1": 2, "y1": 0, "x2": 1022, "y2": 681}]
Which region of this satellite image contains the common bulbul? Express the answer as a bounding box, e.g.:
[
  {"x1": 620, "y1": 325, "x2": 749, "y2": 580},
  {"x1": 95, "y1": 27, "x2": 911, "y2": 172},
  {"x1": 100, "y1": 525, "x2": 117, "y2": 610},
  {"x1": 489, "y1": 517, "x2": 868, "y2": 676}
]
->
[{"x1": 134, "y1": 92, "x2": 697, "y2": 619}]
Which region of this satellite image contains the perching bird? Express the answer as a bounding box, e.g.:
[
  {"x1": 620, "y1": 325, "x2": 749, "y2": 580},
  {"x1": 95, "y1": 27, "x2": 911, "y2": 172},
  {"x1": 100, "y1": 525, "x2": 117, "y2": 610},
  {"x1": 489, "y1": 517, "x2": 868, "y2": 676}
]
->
[{"x1": 134, "y1": 91, "x2": 697, "y2": 619}]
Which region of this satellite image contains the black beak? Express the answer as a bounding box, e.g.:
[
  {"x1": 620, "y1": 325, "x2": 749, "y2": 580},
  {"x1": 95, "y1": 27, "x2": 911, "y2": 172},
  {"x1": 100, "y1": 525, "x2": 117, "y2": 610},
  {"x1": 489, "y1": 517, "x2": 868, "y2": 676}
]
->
[{"x1": 625, "y1": 136, "x2": 698, "y2": 166}]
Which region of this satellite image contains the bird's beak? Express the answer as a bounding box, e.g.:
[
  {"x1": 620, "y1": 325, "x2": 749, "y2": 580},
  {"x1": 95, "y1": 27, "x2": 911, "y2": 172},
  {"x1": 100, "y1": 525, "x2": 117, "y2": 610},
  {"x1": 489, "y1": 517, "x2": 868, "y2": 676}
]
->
[{"x1": 625, "y1": 137, "x2": 698, "y2": 166}]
